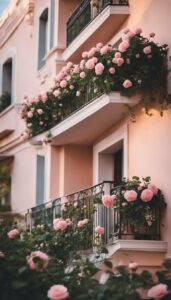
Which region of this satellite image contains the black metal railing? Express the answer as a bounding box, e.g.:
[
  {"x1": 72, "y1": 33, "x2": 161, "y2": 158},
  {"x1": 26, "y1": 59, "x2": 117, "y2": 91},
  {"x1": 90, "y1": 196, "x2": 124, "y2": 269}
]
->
[
  {"x1": 67, "y1": 0, "x2": 129, "y2": 46},
  {"x1": 59, "y1": 81, "x2": 102, "y2": 123},
  {"x1": 25, "y1": 181, "x2": 161, "y2": 252}
]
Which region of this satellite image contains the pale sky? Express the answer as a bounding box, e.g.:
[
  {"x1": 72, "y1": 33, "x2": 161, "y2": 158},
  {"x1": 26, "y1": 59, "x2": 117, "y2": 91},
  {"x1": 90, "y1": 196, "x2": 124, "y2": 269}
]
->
[{"x1": 0, "y1": 0, "x2": 10, "y2": 16}]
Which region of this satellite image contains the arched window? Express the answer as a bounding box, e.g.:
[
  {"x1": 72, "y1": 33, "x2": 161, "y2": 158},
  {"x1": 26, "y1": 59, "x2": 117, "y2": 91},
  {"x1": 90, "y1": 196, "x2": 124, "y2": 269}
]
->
[{"x1": 38, "y1": 8, "x2": 49, "y2": 70}]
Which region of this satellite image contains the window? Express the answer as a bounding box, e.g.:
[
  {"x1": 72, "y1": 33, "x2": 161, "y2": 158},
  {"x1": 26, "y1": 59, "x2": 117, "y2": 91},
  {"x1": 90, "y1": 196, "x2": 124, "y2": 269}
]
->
[
  {"x1": 38, "y1": 8, "x2": 49, "y2": 70},
  {"x1": 36, "y1": 155, "x2": 45, "y2": 205},
  {"x1": 0, "y1": 58, "x2": 12, "y2": 112}
]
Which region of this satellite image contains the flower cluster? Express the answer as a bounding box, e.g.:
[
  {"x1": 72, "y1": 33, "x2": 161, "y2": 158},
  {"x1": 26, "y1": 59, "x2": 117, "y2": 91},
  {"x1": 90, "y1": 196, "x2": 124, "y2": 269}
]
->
[
  {"x1": 20, "y1": 28, "x2": 169, "y2": 138},
  {"x1": 1, "y1": 221, "x2": 171, "y2": 300},
  {"x1": 102, "y1": 176, "x2": 166, "y2": 229}
]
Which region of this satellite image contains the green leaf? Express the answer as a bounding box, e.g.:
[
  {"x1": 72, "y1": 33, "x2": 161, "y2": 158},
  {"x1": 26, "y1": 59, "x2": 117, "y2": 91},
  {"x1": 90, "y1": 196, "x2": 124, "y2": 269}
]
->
[{"x1": 104, "y1": 259, "x2": 113, "y2": 269}]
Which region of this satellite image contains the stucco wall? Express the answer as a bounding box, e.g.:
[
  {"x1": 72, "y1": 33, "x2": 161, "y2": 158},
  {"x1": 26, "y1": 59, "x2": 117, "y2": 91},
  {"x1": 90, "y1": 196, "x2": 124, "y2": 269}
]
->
[{"x1": 63, "y1": 145, "x2": 93, "y2": 195}]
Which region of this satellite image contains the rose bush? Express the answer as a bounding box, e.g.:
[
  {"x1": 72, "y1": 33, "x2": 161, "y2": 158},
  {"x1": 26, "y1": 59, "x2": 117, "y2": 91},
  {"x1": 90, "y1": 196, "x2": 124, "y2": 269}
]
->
[
  {"x1": 1, "y1": 221, "x2": 171, "y2": 300},
  {"x1": 102, "y1": 176, "x2": 166, "y2": 231},
  {"x1": 20, "y1": 28, "x2": 170, "y2": 138},
  {"x1": 1, "y1": 220, "x2": 171, "y2": 299}
]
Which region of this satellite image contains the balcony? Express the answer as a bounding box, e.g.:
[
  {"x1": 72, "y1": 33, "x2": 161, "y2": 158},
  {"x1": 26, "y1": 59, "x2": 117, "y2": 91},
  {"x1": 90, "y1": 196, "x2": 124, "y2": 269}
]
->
[
  {"x1": 25, "y1": 181, "x2": 166, "y2": 256},
  {"x1": 64, "y1": 0, "x2": 130, "y2": 61},
  {"x1": 31, "y1": 91, "x2": 138, "y2": 146}
]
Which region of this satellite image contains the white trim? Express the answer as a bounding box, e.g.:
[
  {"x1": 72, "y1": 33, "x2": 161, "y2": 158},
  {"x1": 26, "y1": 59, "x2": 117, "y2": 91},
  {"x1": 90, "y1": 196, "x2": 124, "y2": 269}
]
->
[
  {"x1": 30, "y1": 92, "x2": 138, "y2": 146},
  {"x1": 107, "y1": 240, "x2": 167, "y2": 255},
  {"x1": 93, "y1": 124, "x2": 128, "y2": 184},
  {"x1": 63, "y1": 5, "x2": 130, "y2": 60}
]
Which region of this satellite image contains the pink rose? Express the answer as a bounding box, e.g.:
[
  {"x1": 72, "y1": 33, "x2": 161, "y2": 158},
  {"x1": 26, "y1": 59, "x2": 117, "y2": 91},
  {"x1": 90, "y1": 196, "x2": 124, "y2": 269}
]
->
[
  {"x1": 47, "y1": 284, "x2": 69, "y2": 300},
  {"x1": 92, "y1": 56, "x2": 98, "y2": 64},
  {"x1": 141, "y1": 189, "x2": 153, "y2": 202},
  {"x1": 76, "y1": 91, "x2": 81, "y2": 97},
  {"x1": 60, "y1": 80, "x2": 67, "y2": 88},
  {"x1": 109, "y1": 67, "x2": 115, "y2": 74},
  {"x1": 134, "y1": 28, "x2": 142, "y2": 34},
  {"x1": 88, "y1": 47, "x2": 97, "y2": 57},
  {"x1": 143, "y1": 46, "x2": 152, "y2": 55},
  {"x1": 95, "y1": 63, "x2": 104, "y2": 75},
  {"x1": 123, "y1": 79, "x2": 132, "y2": 88},
  {"x1": 69, "y1": 85, "x2": 74, "y2": 90},
  {"x1": 27, "y1": 251, "x2": 49, "y2": 271},
  {"x1": 126, "y1": 31, "x2": 135, "y2": 39},
  {"x1": 82, "y1": 51, "x2": 88, "y2": 58},
  {"x1": 124, "y1": 190, "x2": 137, "y2": 202},
  {"x1": 112, "y1": 57, "x2": 117, "y2": 64},
  {"x1": 80, "y1": 59, "x2": 85, "y2": 69},
  {"x1": 37, "y1": 109, "x2": 43, "y2": 115},
  {"x1": 115, "y1": 52, "x2": 121, "y2": 58},
  {"x1": 53, "y1": 90, "x2": 61, "y2": 97},
  {"x1": 66, "y1": 61, "x2": 73, "y2": 69},
  {"x1": 118, "y1": 40, "x2": 129, "y2": 52},
  {"x1": 55, "y1": 72, "x2": 64, "y2": 82},
  {"x1": 100, "y1": 45, "x2": 109, "y2": 55},
  {"x1": 96, "y1": 42, "x2": 103, "y2": 49},
  {"x1": 135, "y1": 53, "x2": 140, "y2": 58},
  {"x1": 147, "y1": 283, "x2": 168, "y2": 299},
  {"x1": 128, "y1": 261, "x2": 138, "y2": 271},
  {"x1": 102, "y1": 195, "x2": 114, "y2": 208},
  {"x1": 116, "y1": 57, "x2": 124, "y2": 66},
  {"x1": 77, "y1": 219, "x2": 89, "y2": 228},
  {"x1": 80, "y1": 71, "x2": 86, "y2": 79},
  {"x1": 148, "y1": 183, "x2": 158, "y2": 195},
  {"x1": 7, "y1": 228, "x2": 20, "y2": 239},
  {"x1": 73, "y1": 65, "x2": 80, "y2": 73},
  {"x1": 53, "y1": 218, "x2": 68, "y2": 230},
  {"x1": 85, "y1": 58, "x2": 95, "y2": 70},
  {"x1": 27, "y1": 111, "x2": 33, "y2": 118},
  {"x1": 138, "y1": 79, "x2": 142, "y2": 85},
  {"x1": 95, "y1": 226, "x2": 105, "y2": 235},
  {"x1": 41, "y1": 94, "x2": 47, "y2": 102}
]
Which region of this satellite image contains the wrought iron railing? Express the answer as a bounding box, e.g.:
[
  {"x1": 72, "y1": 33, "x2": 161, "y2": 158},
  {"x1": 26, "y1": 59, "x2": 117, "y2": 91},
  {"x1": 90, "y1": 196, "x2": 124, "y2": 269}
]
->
[
  {"x1": 67, "y1": 0, "x2": 129, "y2": 46},
  {"x1": 25, "y1": 181, "x2": 161, "y2": 251},
  {"x1": 59, "y1": 81, "x2": 102, "y2": 123}
]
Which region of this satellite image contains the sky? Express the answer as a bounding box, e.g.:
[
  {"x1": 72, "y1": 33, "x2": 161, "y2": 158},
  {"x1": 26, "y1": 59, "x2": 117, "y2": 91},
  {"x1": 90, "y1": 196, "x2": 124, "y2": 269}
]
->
[{"x1": 0, "y1": 0, "x2": 10, "y2": 16}]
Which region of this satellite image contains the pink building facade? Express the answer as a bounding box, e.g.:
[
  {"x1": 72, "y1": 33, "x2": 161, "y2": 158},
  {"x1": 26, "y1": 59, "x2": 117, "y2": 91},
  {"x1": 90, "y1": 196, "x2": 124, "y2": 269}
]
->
[{"x1": 0, "y1": 0, "x2": 171, "y2": 268}]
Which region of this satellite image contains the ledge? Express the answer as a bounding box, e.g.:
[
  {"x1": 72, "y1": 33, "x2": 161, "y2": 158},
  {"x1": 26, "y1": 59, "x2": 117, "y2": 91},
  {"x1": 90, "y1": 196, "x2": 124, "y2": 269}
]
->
[
  {"x1": 30, "y1": 92, "x2": 139, "y2": 146},
  {"x1": 107, "y1": 240, "x2": 168, "y2": 257}
]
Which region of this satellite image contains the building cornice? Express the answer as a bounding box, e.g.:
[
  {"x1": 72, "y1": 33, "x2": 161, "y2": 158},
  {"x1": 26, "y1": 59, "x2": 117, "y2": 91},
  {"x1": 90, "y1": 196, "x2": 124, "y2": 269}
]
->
[{"x1": 0, "y1": 0, "x2": 35, "y2": 48}]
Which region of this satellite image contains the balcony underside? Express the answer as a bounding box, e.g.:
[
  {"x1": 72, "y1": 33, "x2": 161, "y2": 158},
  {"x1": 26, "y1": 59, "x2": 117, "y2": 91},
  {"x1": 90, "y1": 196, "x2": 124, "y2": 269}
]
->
[
  {"x1": 31, "y1": 92, "x2": 138, "y2": 146},
  {"x1": 51, "y1": 92, "x2": 137, "y2": 145},
  {"x1": 63, "y1": 5, "x2": 130, "y2": 62}
]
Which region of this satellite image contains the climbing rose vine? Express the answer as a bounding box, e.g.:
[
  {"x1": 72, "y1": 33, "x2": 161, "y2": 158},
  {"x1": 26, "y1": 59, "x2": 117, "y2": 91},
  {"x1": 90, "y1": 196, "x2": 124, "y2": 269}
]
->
[{"x1": 20, "y1": 28, "x2": 169, "y2": 138}]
